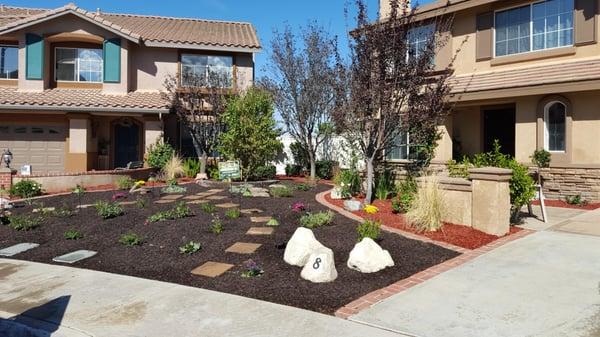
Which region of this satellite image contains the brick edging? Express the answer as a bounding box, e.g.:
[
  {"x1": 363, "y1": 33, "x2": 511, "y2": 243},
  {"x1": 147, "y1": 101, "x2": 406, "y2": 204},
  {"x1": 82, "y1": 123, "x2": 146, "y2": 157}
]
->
[{"x1": 314, "y1": 189, "x2": 534, "y2": 319}]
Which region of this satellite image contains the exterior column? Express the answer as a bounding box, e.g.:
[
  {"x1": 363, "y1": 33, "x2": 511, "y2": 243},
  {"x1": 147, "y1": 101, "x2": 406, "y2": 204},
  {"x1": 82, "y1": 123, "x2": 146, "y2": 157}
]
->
[
  {"x1": 144, "y1": 118, "x2": 163, "y2": 156},
  {"x1": 66, "y1": 117, "x2": 91, "y2": 173},
  {"x1": 469, "y1": 167, "x2": 513, "y2": 236}
]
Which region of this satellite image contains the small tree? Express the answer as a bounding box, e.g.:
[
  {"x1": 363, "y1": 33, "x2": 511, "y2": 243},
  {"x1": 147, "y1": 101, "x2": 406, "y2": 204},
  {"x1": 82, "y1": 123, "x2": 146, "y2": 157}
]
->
[
  {"x1": 219, "y1": 88, "x2": 283, "y2": 180},
  {"x1": 262, "y1": 23, "x2": 337, "y2": 180},
  {"x1": 333, "y1": 0, "x2": 456, "y2": 203}
]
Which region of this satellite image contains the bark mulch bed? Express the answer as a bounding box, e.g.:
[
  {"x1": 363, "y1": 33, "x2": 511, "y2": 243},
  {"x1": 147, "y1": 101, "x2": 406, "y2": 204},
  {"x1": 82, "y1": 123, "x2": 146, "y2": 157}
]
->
[
  {"x1": 531, "y1": 199, "x2": 600, "y2": 210},
  {"x1": 324, "y1": 192, "x2": 522, "y2": 250},
  {"x1": 0, "y1": 182, "x2": 459, "y2": 314}
]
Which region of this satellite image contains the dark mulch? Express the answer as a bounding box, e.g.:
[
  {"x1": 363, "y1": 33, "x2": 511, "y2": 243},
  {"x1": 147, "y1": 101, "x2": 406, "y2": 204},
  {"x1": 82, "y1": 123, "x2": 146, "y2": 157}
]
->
[
  {"x1": 0, "y1": 183, "x2": 459, "y2": 314},
  {"x1": 325, "y1": 192, "x2": 522, "y2": 250},
  {"x1": 531, "y1": 199, "x2": 600, "y2": 210}
]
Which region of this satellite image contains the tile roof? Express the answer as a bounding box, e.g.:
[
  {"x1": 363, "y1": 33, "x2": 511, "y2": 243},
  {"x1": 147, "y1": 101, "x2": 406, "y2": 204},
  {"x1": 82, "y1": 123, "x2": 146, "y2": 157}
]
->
[
  {"x1": 0, "y1": 4, "x2": 261, "y2": 50},
  {"x1": 449, "y1": 58, "x2": 600, "y2": 94},
  {"x1": 0, "y1": 87, "x2": 170, "y2": 112}
]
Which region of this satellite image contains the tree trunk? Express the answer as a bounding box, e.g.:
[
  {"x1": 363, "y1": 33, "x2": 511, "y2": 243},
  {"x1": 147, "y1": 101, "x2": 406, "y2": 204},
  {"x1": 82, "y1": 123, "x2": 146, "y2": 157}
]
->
[
  {"x1": 308, "y1": 151, "x2": 317, "y2": 181},
  {"x1": 199, "y1": 152, "x2": 208, "y2": 175},
  {"x1": 365, "y1": 157, "x2": 374, "y2": 204}
]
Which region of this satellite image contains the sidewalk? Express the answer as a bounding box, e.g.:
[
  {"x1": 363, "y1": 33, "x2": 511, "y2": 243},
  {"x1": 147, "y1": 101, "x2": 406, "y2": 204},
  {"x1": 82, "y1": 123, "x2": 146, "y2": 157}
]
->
[{"x1": 0, "y1": 259, "x2": 398, "y2": 337}]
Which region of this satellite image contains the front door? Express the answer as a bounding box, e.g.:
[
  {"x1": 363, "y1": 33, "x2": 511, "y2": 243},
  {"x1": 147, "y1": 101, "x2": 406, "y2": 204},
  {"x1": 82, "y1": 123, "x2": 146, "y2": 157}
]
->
[
  {"x1": 483, "y1": 107, "x2": 516, "y2": 157},
  {"x1": 114, "y1": 121, "x2": 140, "y2": 168}
]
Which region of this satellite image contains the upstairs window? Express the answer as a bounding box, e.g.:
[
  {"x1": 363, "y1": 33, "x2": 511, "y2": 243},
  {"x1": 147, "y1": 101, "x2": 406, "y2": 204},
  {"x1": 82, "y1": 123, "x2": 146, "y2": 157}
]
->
[
  {"x1": 55, "y1": 48, "x2": 103, "y2": 83},
  {"x1": 408, "y1": 24, "x2": 435, "y2": 60},
  {"x1": 495, "y1": 0, "x2": 574, "y2": 57},
  {"x1": 0, "y1": 45, "x2": 18, "y2": 79},
  {"x1": 181, "y1": 54, "x2": 233, "y2": 87}
]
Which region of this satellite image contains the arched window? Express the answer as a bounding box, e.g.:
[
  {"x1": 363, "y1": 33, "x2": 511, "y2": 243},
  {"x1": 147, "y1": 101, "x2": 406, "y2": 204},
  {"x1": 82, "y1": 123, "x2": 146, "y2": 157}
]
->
[{"x1": 544, "y1": 101, "x2": 566, "y2": 152}]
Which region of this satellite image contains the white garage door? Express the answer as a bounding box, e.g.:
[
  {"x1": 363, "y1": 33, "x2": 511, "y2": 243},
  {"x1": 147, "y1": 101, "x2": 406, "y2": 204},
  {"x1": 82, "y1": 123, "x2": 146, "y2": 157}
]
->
[{"x1": 0, "y1": 124, "x2": 66, "y2": 174}]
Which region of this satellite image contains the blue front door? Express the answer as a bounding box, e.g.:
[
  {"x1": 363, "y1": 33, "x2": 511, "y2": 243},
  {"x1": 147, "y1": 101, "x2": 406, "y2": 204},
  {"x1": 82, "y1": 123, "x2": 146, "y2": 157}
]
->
[{"x1": 114, "y1": 122, "x2": 140, "y2": 168}]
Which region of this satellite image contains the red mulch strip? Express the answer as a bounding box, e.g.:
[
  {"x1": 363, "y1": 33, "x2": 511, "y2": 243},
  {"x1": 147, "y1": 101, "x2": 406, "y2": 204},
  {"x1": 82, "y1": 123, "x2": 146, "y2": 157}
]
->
[
  {"x1": 324, "y1": 193, "x2": 521, "y2": 250},
  {"x1": 531, "y1": 199, "x2": 600, "y2": 210}
]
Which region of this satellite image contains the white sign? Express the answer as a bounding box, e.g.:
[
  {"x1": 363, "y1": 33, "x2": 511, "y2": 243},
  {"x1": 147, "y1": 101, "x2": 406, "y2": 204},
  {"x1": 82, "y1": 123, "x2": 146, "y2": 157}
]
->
[{"x1": 20, "y1": 165, "x2": 31, "y2": 176}]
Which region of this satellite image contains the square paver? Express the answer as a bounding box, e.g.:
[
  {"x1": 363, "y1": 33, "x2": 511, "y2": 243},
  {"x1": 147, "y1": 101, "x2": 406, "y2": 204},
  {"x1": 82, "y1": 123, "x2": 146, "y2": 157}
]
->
[
  {"x1": 118, "y1": 201, "x2": 136, "y2": 206},
  {"x1": 246, "y1": 227, "x2": 274, "y2": 236},
  {"x1": 216, "y1": 202, "x2": 239, "y2": 209},
  {"x1": 196, "y1": 192, "x2": 216, "y2": 197},
  {"x1": 154, "y1": 200, "x2": 175, "y2": 204},
  {"x1": 161, "y1": 194, "x2": 183, "y2": 200},
  {"x1": 191, "y1": 261, "x2": 234, "y2": 277},
  {"x1": 183, "y1": 195, "x2": 203, "y2": 200},
  {"x1": 241, "y1": 208, "x2": 263, "y2": 214},
  {"x1": 206, "y1": 195, "x2": 227, "y2": 201},
  {"x1": 250, "y1": 216, "x2": 272, "y2": 223},
  {"x1": 0, "y1": 243, "x2": 39, "y2": 257},
  {"x1": 52, "y1": 250, "x2": 97, "y2": 264},
  {"x1": 225, "y1": 242, "x2": 262, "y2": 254},
  {"x1": 207, "y1": 189, "x2": 225, "y2": 193}
]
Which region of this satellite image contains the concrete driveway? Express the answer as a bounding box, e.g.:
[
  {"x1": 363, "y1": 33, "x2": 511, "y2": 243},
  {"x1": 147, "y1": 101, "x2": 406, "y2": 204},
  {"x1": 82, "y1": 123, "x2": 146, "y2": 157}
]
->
[{"x1": 350, "y1": 230, "x2": 600, "y2": 337}]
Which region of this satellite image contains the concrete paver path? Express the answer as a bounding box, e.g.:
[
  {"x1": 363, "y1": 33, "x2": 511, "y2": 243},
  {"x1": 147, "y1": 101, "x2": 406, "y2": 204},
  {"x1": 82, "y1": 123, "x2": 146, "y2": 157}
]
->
[{"x1": 0, "y1": 259, "x2": 397, "y2": 337}]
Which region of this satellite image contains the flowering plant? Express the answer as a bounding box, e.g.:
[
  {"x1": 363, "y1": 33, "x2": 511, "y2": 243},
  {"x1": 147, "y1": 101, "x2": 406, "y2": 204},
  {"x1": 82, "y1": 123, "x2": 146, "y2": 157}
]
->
[
  {"x1": 111, "y1": 192, "x2": 128, "y2": 201},
  {"x1": 241, "y1": 259, "x2": 264, "y2": 278},
  {"x1": 134, "y1": 180, "x2": 145, "y2": 187},
  {"x1": 363, "y1": 204, "x2": 379, "y2": 214},
  {"x1": 291, "y1": 201, "x2": 306, "y2": 212}
]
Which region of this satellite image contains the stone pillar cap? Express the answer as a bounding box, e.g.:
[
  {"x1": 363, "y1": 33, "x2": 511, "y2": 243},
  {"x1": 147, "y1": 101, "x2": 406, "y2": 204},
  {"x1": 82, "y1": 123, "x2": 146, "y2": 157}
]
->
[
  {"x1": 0, "y1": 167, "x2": 15, "y2": 173},
  {"x1": 468, "y1": 167, "x2": 512, "y2": 182}
]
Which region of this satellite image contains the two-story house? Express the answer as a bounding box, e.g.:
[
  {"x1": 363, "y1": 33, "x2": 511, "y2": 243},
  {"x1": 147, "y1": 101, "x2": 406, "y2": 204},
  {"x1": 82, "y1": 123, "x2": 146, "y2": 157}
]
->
[
  {"x1": 381, "y1": 0, "x2": 600, "y2": 200},
  {"x1": 0, "y1": 4, "x2": 259, "y2": 175}
]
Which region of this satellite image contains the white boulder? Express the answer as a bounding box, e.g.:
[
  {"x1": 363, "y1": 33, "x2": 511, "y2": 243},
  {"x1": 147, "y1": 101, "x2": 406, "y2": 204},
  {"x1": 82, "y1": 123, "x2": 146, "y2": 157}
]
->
[
  {"x1": 0, "y1": 198, "x2": 12, "y2": 209},
  {"x1": 344, "y1": 199, "x2": 362, "y2": 212},
  {"x1": 301, "y1": 247, "x2": 338, "y2": 283},
  {"x1": 330, "y1": 186, "x2": 343, "y2": 200},
  {"x1": 347, "y1": 238, "x2": 394, "y2": 273},
  {"x1": 284, "y1": 227, "x2": 325, "y2": 267}
]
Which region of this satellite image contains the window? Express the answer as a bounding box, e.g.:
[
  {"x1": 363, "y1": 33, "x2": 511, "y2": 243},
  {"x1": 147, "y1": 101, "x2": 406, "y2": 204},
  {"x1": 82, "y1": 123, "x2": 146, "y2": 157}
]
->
[
  {"x1": 495, "y1": 0, "x2": 574, "y2": 57},
  {"x1": 13, "y1": 126, "x2": 26, "y2": 134},
  {"x1": 386, "y1": 132, "x2": 411, "y2": 160},
  {"x1": 181, "y1": 54, "x2": 233, "y2": 87},
  {"x1": 408, "y1": 24, "x2": 435, "y2": 60},
  {"x1": 31, "y1": 127, "x2": 44, "y2": 134},
  {"x1": 0, "y1": 46, "x2": 17, "y2": 79},
  {"x1": 55, "y1": 48, "x2": 103, "y2": 82},
  {"x1": 544, "y1": 101, "x2": 566, "y2": 152}
]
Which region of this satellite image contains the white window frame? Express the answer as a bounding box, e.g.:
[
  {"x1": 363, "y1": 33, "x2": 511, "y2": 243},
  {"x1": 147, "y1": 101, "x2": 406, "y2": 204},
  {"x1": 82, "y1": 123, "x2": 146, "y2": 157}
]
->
[
  {"x1": 55, "y1": 47, "x2": 103, "y2": 83},
  {"x1": 544, "y1": 101, "x2": 567, "y2": 153},
  {"x1": 493, "y1": 0, "x2": 574, "y2": 58},
  {"x1": 0, "y1": 45, "x2": 18, "y2": 79},
  {"x1": 386, "y1": 132, "x2": 412, "y2": 162},
  {"x1": 407, "y1": 24, "x2": 435, "y2": 61},
  {"x1": 180, "y1": 54, "x2": 233, "y2": 88}
]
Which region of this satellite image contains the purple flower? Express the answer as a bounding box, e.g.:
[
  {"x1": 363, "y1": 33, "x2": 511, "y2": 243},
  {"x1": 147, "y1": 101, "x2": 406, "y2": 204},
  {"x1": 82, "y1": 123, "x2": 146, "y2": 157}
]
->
[
  {"x1": 291, "y1": 201, "x2": 306, "y2": 212},
  {"x1": 112, "y1": 192, "x2": 128, "y2": 201}
]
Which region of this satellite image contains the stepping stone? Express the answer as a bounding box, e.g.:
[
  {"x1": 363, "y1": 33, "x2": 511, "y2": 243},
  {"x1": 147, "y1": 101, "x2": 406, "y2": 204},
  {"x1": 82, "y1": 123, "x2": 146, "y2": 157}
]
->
[
  {"x1": 33, "y1": 207, "x2": 55, "y2": 213},
  {"x1": 250, "y1": 216, "x2": 272, "y2": 223},
  {"x1": 0, "y1": 243, "x2": 39, "y2": 257},
  {"x1": 154, "y1": 200, "x2": 175, "y2": 204},
  {"x1": 207, "y1": 189, "x2": 224, "y2": 193},
  {"x1": 225, "y1": 242, "x2": 262, "y2": 254},
  {"x1": 186, "y1": 200, "x2": 206, "y2": 205},
  {"x1": 76, "y1": 204, "x2": 93, "y2": 209},
  {"x1": 246, "y1": 227, "x2": 274, "y2": 236},
  {"x1": 216, "y1": 202, "x2": 239, "y2": 209},
  {"x1": 183, "y1": 195, "x2": 203, "y2": 200},
  {"x1": 206, "y1": 195, "x2": 227, "y2": 201},
  {"x1": 196, "y1": 192, "x2": 216, "y2": 197},
  {"x1": 118, "y1": 201, "x2": 136, "y2": 206},
  {"x1": 52, "y1": 250, "x2": 97, "y2": 264},
  {"x1": 161, "y1": 194, "x2": 183, "y2": 200},
  {"x1": 191, "y1": 261, "x2": 234, "y2": 278},
  {"x1": 241, "y1": 208, "x2": 263, "y2": 215}
]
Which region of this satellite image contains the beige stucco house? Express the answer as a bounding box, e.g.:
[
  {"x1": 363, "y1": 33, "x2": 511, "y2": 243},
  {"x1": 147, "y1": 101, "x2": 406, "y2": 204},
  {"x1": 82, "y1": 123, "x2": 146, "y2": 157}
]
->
[
  {"x1": 381, "y1": 0, "x2": 600, "y2": 200},
  {"x1": 0, "y1": 4, "x2": 259, "y2": 175}
]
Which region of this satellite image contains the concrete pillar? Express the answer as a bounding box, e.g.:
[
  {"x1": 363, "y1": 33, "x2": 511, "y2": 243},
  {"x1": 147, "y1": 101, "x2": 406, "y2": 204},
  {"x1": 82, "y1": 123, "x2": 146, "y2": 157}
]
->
[
  {"x1": 0, "y1": 167, "x2": 13, "y2": 191},
  {"x1": 469, "y1": 167, "x2": 513, "y2": 236},
  {"x1": 66, "y1": 118, "x2": 90, "y2": 173},
  {"x1": 144, "y1": 119, "x2": 163, "y2": 154}
]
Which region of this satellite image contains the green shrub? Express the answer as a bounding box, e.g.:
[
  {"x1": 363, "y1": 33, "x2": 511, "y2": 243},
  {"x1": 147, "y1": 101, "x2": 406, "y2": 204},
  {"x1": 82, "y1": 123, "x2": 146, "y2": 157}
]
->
[
  {"x1": 531, "y1": 149, "x2": 551, "y2": 169},
  {"x1": 357, "y1": 220, "x2": 381, "y2": 241},
  {"x1": 179, "y1": 241, "x2": 201, "y2": 255},
  {"x1": 374, "y1": 171, "x2": 394, "y2": 200},
  {"x1": 9, "y1": 180, "x2": 43, "y2": 199},
  {"x1": 52, "y1": 205, "x2": 75, "y2": 218},
  {"x1": 285, "y1": 164, "x2": 303, "y2": 176},
  {"x1": 266, "y1": 218, "x2": 280, "y2": 227},
  {"x1": 146, "y1": 139, "x2": 175, "y2": 169},
  {"x1": 115, "y1": 176, "x2": 135, "y2": 190},
  {"x1": 211, "y1": 216, "x2": 224, "y2": 234},
  {"x1": 119, "y1": 233, "x2": 144, "y2": 246},
  {"x1": 206, "y1": 164, "x2": 220, "y2": 180},
  {"x1": 446, "y1": 158, "x2": 472, "y2": 178},
  {"x1": 250, "y1": 165, "x2": 277, "y2": 181},
  {"x1": 94, "y1": 201, "x2": 124, "y2": 219},
  {"x1": 147, "y1": 202, "x2": 193, "y2": 222},
  {"x1": 200, "y1": 202, "x2": 216, "y2": 214},
  {"x1": 290, "y1": 142, "x2": 310, "y2": 169},
  {"x1": 161, "y1": 184, "x2": 187, "y2": 194},
  {"x1": 295, "y1": 183, "x2": 312, "y2": 191},
  {"x1": 392, "y1": 193, "x2": 414, "y2": 214},
  {"x1": 270, "y1": 186, "x2": 293, "y2": 198},
  {"x1": 182, "y1": 158, "x2": 201, "y2": 178},
  {"x1": 333, "y1": 168, "x2": 361, "y2": 198},
  {"x1": 316, "y1": 160, "x2": 336, "y2": 180},
  {"x1": 300, "y1": 211, "x2": 335, "y2": 229},
  {"x1": 225, "y1": 208, "x2": 241, "y2": 219},
  {"x1": 64, "y1": 230, "x2": 83, "y2": 240},
  {"x1": 565, "y1": 194, "x2": 586, "y2": 206},
  {"x1": 7, "y1": 215, "x2": 42, "y2": 231}
]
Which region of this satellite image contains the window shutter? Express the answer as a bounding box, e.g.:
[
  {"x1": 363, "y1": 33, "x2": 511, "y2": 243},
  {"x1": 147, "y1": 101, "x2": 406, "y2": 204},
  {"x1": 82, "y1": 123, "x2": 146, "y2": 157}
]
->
[
  {"x1": 574, "y1": 0, "x2": 597, "y2": 45},
  {"x1": 25, "y1": 33, "x2": 44, "y2": 80},
  {"x1": 103, "y1": 38, "x2": 121, "y2": 83},
  {"x1": 476, "y1": 12, "x2": 493, "y2": 61}
]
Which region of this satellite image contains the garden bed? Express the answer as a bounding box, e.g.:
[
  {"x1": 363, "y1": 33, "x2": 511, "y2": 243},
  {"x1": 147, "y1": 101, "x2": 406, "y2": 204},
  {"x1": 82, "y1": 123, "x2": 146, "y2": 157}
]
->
[
  {"x1": 0, "y1": 182, "x2": 459, "y2": 314},
  {"x1": 531, "y1": 199, "x2": 600, "y2": 210},
  {"x1": 324, "y1": 193, "x2": 522, "y2": 250}
]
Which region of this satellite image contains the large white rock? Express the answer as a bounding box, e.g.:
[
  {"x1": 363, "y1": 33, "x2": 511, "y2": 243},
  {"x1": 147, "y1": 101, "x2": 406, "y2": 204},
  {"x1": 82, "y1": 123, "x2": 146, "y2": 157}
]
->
[
  {"x1": 344, "y1": 199, "x2": 362, "y2": 212},
  {"x1": 301, "y1": 247, "x2": 338, "y2": 283},
  {"x1": 0, "y1": 198, "x2": 12, "y2": 209},
  {"x1": 284, "y1": 227, "x2": 325, "y2": 267},
  {"x1": 330, "y1": 186, "x2": 344, "y2": 200},
  {"x1": 347, "y1": 238, "x2": 394, "y2": 273}
]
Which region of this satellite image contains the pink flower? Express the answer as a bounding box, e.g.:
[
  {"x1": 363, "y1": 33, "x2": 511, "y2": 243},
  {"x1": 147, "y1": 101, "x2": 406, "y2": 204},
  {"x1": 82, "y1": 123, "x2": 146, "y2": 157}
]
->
[{"x1": 291, "y1": 202, "x2": 306, "y2": 212}]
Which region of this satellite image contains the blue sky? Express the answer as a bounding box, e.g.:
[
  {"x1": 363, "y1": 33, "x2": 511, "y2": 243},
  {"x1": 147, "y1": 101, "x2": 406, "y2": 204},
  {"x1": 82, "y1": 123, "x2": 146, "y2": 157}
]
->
[{"x1": 10, "y1": 0, "x2": 435, "y2": 78}]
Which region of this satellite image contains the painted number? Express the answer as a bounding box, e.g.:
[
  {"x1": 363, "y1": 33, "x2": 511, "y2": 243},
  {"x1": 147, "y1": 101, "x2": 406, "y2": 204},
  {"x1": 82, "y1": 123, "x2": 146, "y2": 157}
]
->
[{"x1": 313, "y1": 257, "x2": 322, "y2": 270}]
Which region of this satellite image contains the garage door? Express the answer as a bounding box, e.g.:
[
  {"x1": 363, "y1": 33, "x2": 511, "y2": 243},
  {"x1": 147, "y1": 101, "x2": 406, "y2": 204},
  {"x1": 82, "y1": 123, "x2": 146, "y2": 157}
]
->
[{"x1": 0, "y1": 124, "x2": 66, "y2": 174}]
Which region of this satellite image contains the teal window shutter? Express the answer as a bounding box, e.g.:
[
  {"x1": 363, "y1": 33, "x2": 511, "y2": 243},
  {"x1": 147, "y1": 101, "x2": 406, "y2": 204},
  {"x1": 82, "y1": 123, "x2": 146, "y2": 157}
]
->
[
  {"x1": 103, "y1": 38, "x2": 121, "y2": 83},
  {"x1": 25, "y1": 33, "x2": 44, "y2": 80}
]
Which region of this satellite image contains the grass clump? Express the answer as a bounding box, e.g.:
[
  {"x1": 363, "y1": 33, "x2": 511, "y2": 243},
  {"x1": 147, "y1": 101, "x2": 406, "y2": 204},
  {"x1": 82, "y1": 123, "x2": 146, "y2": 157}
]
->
[
  {"x1": 266, "y1": 218, "x2": 279, "y2": 227},
  {"x1": 7, "y1": 215, "x2": 42, "y2": 231},
  {"x1": 406, "y1": 176, "x2": 447, "y2": 232},
  {"x1": 565, "y1": 194, "x2": 587, "y2": 206},
  {"x1": 179, "y1": 241, "x2": 201, "y2": 255},
  {"x1": 64, "y1": 230, "x2": 83, "y2": 240},
  {"x1": 147, "y1": 202, "x2": 193, "y2": 223},
  {"x1": 200, "y1": 202, "x2": 216, "y2": 214},
  {"x1": 357, "y1": 220, "x2": 381, "y2": 241},
  {"x1": 225, "y1": 208, "x2": 241, "y2": 219},
  {"x1": 300, "y1": 211, "x2": 335, "y2": 229},
  {"x1": 211, "y1": 216, "x2": 224, "y2": 234},
  {"x1": 94, "y1": 201, "x2": 124, "y2": 220},
  {"x1": 270, "y1": 186, "x2": 294, "y2": 198},
  {"x1": 295, "y1": 183, "x2": 312, "y2": 191},
  {"x1": 119, "y1": 233, "x2": 144, "y2": 246},
  {"x1": 116, "y1": 176, "x2": 135, "y2": 190}
]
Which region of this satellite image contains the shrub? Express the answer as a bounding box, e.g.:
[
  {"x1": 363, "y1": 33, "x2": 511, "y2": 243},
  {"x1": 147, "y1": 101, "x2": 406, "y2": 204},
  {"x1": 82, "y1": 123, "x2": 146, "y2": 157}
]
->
[
  {"x1": 53, "y1": 205, "x2": 75, "y2": 218},
  {"x1": 406, "y1": 176, "x2": 447, "y2": 232},
  {"x1": 9, "y1": 180, "x2": 43, "y2": 199},
  {"x1": 147, "y1": 202, "x2": 192, "y2": 222},
  {"x1": 285, "y1": 164, "x2": 303, "y2": 177},
  {"x1": 182, "y1": 158, "x2": 201, "y2": 178},
  {"x1": 316, "y1": 160, "x2": 336, "y2": 180},
  {"x1": 531, "y1": 149, "x2": 551, "y2": 169},
  {"x1": 241, "y1": 259, "x2": 264, "y2": 278},
  {"x1": 392, "y1": 193, "x2": 413, "y2": 214},
  {"x1": 250, "y1": 165, "x2": 277, "y2": 181},
  {"x1": 206, "y1": 164, "x2": 220, "y2": 180},
  {"x1": 200, "y1": 202, "x2": 216, "y2": 214},
  {"x1": 357, "y1": 220, "x2": 381, "y2": 241},
  {"x1": 270, "y1": 186, "x2": 293, "y2": 198},
  {"x1": 119, "y1": 233, "x2": 144, "y2": 246},
  {"x1": 162, "y1": 155, "x2": 185, "y2": 182},
  {"x1": 374, "y1": 171, "x2": 394, "y2": 200},
  {"x1": 333, "y1": 168, "x2": 361, "y2": 198},
  {"x1": 211, "y1": 216, "x2": 224, "y2": 234},
  {"x1": 7, "y1": 215, "x2": 42, "y2": 231},
  {"x1": 115, "y1": 176, "x2": 134, "y2": 190},
  {"x1": 446, "y1": 158, "x2": 472, "y2": 178},
  {"x1": 146, "y1": 139, "x2": 175, "y2": 169},
  {"x1": 94, "y1": 201, "x2": 124, "y2": 219},
  {"x1": 161, "y1": 183, "x2": 187, "y2": 194},
  {"x1": 180, "y1": 241, "x2": 202, "y2": 255},
  {"x1": 225, "y1": 208, "x2": 241, "y2": 219},
  {"x1": 290, "y1": 141, "x2": 310, "y2": 170},
  {"x1": 300, "y1": 211, "x2": 335, "y2": 229},
  {"x1": 565, "y1": 194, "x2": 586, "y2": 206},
  {"x1": 295, "y1": 183, "x2": 312, "y2": 191},
  {"x1": 72, "y1": 184, "x2": 86, "y2": 194},
  {"x1": 64, "y1": 230, "x2": 83, "y2": 240},
  {"x1": 266, "y1": 218, "x2": 279, "y2": 227}
]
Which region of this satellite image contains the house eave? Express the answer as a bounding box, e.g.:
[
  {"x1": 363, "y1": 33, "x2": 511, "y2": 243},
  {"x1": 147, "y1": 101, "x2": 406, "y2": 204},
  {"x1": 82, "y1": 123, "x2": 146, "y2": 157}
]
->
[
  {"x1": 143, "y1": 40, "x2": 261, "y2": 53},
  {"x1": 0, "y1": 104, "x2": 169, "y2": 114}
]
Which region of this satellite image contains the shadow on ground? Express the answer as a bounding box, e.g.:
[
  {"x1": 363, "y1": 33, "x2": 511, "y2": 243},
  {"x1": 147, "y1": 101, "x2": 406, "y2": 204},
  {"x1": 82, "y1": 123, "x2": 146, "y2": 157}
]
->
[{"x1": 0, "y1": 295, "x2": 71, "y2": 337}]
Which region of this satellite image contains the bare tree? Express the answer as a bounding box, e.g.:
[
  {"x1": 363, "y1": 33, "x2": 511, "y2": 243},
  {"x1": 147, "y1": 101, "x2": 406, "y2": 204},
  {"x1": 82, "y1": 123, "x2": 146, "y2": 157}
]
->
[
  {"x1": 261, "y1": 23, "x2": 338, "y2": 180},
  {"x1": 163, "y1": 71, "x2": 234, "y2": 175},
  {"x1": 334, "y1": 0, "x2": 457, "y2": 203}
]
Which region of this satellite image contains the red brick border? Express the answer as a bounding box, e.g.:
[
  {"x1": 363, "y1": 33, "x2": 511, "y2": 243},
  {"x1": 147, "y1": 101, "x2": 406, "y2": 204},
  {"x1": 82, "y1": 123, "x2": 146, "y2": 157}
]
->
[{"x1": 314, "y1": 189, "x2": 534, "y2": 319}]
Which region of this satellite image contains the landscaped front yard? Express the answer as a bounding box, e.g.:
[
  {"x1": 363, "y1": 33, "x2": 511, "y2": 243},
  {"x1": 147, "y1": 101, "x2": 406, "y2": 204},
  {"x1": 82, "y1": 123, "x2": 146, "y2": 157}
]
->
[{"x1": 0, "y1": 182, "x2": 459, "y2": 314}]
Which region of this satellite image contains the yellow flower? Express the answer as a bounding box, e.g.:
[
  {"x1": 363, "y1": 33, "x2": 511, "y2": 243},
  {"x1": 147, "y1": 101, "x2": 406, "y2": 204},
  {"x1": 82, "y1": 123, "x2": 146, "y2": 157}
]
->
[
  {"x1": 135, "y1": 180, "x2": 146, "y2": 186},
  {"x1": 363, "y1": 204, "x2": 379, "y2": 214}
]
